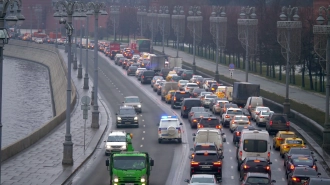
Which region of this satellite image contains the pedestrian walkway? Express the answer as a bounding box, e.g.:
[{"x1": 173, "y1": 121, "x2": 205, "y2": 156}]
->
[
  {"x1": 0, "y1": 49, "x2": 109, "y2": 185},
  {"x1": 154, "y1": 46, "x2": 327, "y2": 113}
]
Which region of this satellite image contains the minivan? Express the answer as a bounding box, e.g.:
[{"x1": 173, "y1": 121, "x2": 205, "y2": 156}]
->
[
  {"x1": 244, "y1": 96, "x2": 264, "y2": 114},
  {"x1": 171, "y1": 91, "x2": 191, "y2": 109},
  {"x1": 180, "y1": 98, "x2": 202, "y2": 118},
  {"x1": 266, "y1": 113, "x2": 289, "y2": 134},
  {"x1": 236, "y1": 129, "x2": 270, "y2": 170},
  {"x1": 181, "y1": 70, "x2": 194, "y2": 80},
  {"x1": 140, "y1": 70, "x2": 155, "y2": 84},
  {"x1": 192, "y1": 128, "x2": 226, "y2": 156}
]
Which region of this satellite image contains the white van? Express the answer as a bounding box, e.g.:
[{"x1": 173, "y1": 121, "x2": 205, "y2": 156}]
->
[
  {"x1": 193, "y1": 128, "x2": 226, "y2": 155},
  {"x1": 244, "y1": 96, "x2": 264, "y2": 114},
  {"x1": 225, "y1": 86, "x2": 233, "y2": 102},
  {"x1": 236, "y1": 129, "x2": 270, "y2": 169}
]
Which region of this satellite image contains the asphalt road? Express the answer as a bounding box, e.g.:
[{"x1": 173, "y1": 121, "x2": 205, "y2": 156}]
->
[{"x1": 66, "y1": 48, "x2": 329, "y2": 185}]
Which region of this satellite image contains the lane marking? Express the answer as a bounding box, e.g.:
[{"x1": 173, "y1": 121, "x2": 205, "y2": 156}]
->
[
  {"x1": 229, "y1": 149, "x2": 231, "y2": 152},
  {"x1": 271, "y1": 151, "x2": 274, "y2": 154},
  {"x1": 143, "y1": 125, "x2": 145, "y2": 127},
  {"x1": 231, "y1": 176, "x2": 234, "y2": 179},
  {"x1": 142, "y1": 119, "x2": 145, "y2": 121},
  {"x1": 143, "y1": 131, "x2": 145, "y2": 133},
  {"x1": 275, "y1": 159, "x2": 277, "y2": 162},
  {"x1": 230, "y1": 157, "x2": 233, "y2": 160},
  {"x1": 231, "y1": 166, "x2": 233, "y2": 169},
  {"x1": 140, "y1": 145, "x2": 143, "y2": 147},
  {"x1": 227, "y1": 142, "x2": 229, "y2": 145},
  {"x1": 142, "y1": 137, "x2": 144, "y2": 140},
  {"x1": 282, "y1": 178, "x2": 285, "y2": 181},
  {"x1": 278, "y1": 168, "x2": 281, "y2": 171}
]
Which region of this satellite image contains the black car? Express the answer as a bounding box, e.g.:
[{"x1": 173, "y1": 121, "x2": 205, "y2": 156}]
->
[
  {"x1": 197, "y1": 117, "x2": 222, "y2": 129},
  {"x1": 284, "y1": 148, "x2": 314, "y2": 167},
  {"x1": 190, "y1": 142, "x2": 222, "y2": 158},
  {"x1": 266, "y1": 113, "x2": 290, "y2": 134},
  {"x1": 151, "y1": 76, "x2": 164, "y2": 88},
  {"x1": 171, "y1": 91, "x2": 191, "y2": 109},
  {"x1": 115, "y1": 106, "x2": 139, "y2": 128},
  {"x1": 190, "y1": 88, "x2": 206, "y2": 98},
  {"x1": 171, "y1": 75, "x2": 182, "y2": 82},
  {"x1": 189, "y1": 150, "x2": 224, "y2": 181},
  {"x1": 305, "y1": 177, "x2": 330, "y2": 185},
  {"x1": 232, "y1": 125, "x2": 255, "y2": 144},
  {"x1": 127, "y1": 66, "x2": 137, "y2": 76},
  {"x1": 181, "y1": 98, "x2": 202, "y2": 118},
  {"x1": 239, "y1": 157, "x2": 272, "y2": 180},
  {"x1": 209, "y1": 98, "x2": 222, "y2": 111},
  {"x1": 287, "y1": 167, "x2": 320, "y2": 185},
  {"x1": 181, "y1": 70, "x2": 194, "y2": 80},
  {"x1": 158, "y1": 68, "x2": 171, "y2": 78},
  {"x1": 110, "y1": 50, "x2": 120, "y2": 60},
  {"x1": 189, "y1": 112, "x2": 211, "y2": 128},
  {"x1": 177, "y1": 69, "x2": 185, "y2": 76},
  {"x1": 140, "y1": 70, "x2": 155, "y2": 84},
  {"x1": 285, "y1": 155, "x2": 318, "y2": 178},
  {"x1": 122, "y1": 59, "x2": 130, "y2": 69},
  {"x1": 241, "y1": 172, "x2": 276, "y2": 185}
]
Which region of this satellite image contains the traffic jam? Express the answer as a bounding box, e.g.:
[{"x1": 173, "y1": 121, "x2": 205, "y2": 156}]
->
[{"x1": 96, "y1": 39, "x2": 328, "y2": 185}]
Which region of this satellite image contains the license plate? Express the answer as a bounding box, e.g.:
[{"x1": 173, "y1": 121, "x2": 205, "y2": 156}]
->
[
  {"x1": 162, "y1": 134, "x2": 169, "y2": 136},
  {"x1": 201, "y1": 165, "x2": 211, "y2": 168},
  {"x1": 125, "y1": 122, "x2": 131, "y2": 124},
  {"x1": 125, "y1": 184, "x2": 134, "y2": 185},
  {"x1": 301, "y1": 180, "x2": 307, "y2": 183}
]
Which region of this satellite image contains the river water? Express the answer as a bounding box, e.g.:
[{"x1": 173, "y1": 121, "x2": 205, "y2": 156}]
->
[{"x1": 2, "y1": 57, "x2": 53, "y2": 148}]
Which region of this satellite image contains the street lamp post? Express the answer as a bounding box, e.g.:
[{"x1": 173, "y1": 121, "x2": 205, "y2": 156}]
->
[
  {"x1": 147, "y1": 6, "x2": 158, "y2": 53},
  {"x1": 110, "y1": 6, "x2": 119, "y2": 41},
  {"x1": 87, "y1": 2, "x2": 108, "y2": 128},
  {"x1": 237, "y1": 6, "x2": 258, "y2": 82},
  {"x1": 73, "y1": 19, "x2": 78, "y2": 69},
  {"x1": 28, "y1": 6, "x2": 33, "y2": 42},
  {"x1": 313, "y1": 5, "x2": 330, "y2": 149},
  {"x1": 54, "y1": 0, "x2": 84, "y2": 165},
  {"x1": 158, "y1": 6, "x2": 170, "y2": 54},
  {"x1": 210, "y1": 6, "x2": 227, "y2": 83},
  {"x1": 83, "y1": 11, "x2": 92, "y2": 90},
  {"x1": 76, "y1": 8, "x2": 87, "y2": 79},
  {"x1": 171, "y1": 6, "x2": 185, "y2": 58},
  {"x1": 277, "y1": 6, "x2": 301, "y2": 116},
  {"x1": 137, "y1": 6, "x2": 147, "y2": 37},
  {"x1": 187, "y1": 6, "x2": 203, "y2": 74},
  {"x1": 0, "y1": 1, "x2": 24, "y2": 181}
]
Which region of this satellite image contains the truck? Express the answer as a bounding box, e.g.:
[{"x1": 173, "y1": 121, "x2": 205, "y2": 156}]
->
[
  {"x1": 109, "y1": 42, "x2": 121, "y2": 60},
  {"x1": 105, "y1": 132, "x2": 155, "y2": 185},
  {"x1": 146, "y1": 55, "x2": 165, "y2": 72},
  {"x1": 168, "y1": 57, "x2": 182, "y2": 69},
  {"x1": 130, "y1": 39, "x2": 151, "y2": 53},
  {"x1": 232, "y1": 82, "x2": 260, "y2": 107}
]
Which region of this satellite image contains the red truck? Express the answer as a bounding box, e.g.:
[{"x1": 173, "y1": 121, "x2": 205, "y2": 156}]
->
[{"x1": 109, "y1": 42, "x2": 121, "y2": 60}]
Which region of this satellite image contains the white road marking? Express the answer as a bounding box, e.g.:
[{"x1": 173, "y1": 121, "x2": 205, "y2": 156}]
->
[
  {"x1": 142, "y1": 137, "x2": 144, "y2": 140},
  {"x1": 143, "y1": 125, "x2": 145, "y2": 127},
  {"x1": 227, "y1": 142, "x2": 229, "y2": 145},
  {"x1": 143, "y1": 131, "x2": 145, "y2": 133},
  {"x1": 275, "y1": 159, "x2": 278, "y2": 162},
  {"x1": 231, "y1": 176, "x2": 234, "y2": 179},
  {"x1": 140, "y1": 145, "x2": 143, "y2": 147},
  {"x1": 142, "y1": 119, "x2": 145, "y2": 121},
  {"x1": 278, "y1": 168, "x2": 281, "y2": 171},
  {"x1": 271, "y1": 151, "x2": 274, "y2": 154},
  {"x1": 231, "y1": 166, "x2": 233, "y2": 169},
  {"x1": 229, "y1": 149, "x2": 231, "y2": 152},
  {"x1": 230, "y1": 157, "x2": 233, "y2": 160},
  {"x1": 282, "y1": 178, "x2": 285, "y2": 181}
]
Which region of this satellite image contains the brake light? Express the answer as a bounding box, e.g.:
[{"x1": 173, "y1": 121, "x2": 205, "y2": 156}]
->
[
  {"x1": 248, "y1": 105, "x2": 251, "y2": 108},
  {"x1": 193, "y1": 119, "x2": 197, "y2": 122},
  {"x1": 225, "y1": 115, "x2": 230, "y2": 118},
  {"x1": 277, "y1": 138, "x2": 283, "y2": 140},
  {"x1": 197, "y1": 124, "x2": 203, "y2": 128},
  {"x1": 236, "y1": 132, "x2": 241, "y2": 136},
  {"x1": 283, "y1": 145, "x2": 289, "y2": 149},
  {"x1": 286, "y1": 121, "x2": 290, "y2": 126},
  {"x1": 267, "y1": 152, "x2": 270, "y2": 159},
  {"x1": 191, "y1": 161, "x2": 199, "y2": 166},
  {"x1": 190, "y1": 113, "x2": 193, "y2": 116},
  {"x1": 292, "y1": 177, "x2": 300, "y2": 182},
  {"x1": 173, "y1": 97, "x2": 177, "y2": 101},
  {"x1": 239, "y1": 151, "x2": 242, "y2": 159},
  {"x1": 290, "y1": 164, "x2": 295, "y2": 170},
  {"x1": 259, "y1": 116, "x2": 264, "y2": 118},
  {"x1": 178, "y1": 128, "x2": 181, "y2": 134},
  {"x1": 213, "y1": 161, "x2": 222, "y2": 166},
  {"x1": 269, "y1": 120, "x2": 273, "y2": 126},
  {"x1": 266, "y1": 166, "x2": 270, "y2": 170},
  {"x1": 243, "y1": 165, "x2": 249, "y2": 169},
  {"x1": 142, "y1": 75, "x2": 144, "y2": 78},
  {"x1": 158, "y1": 128, "x2": 161, "y2": 134},
  {"x1": 313, "y1": 165, "x2": 317, "y2": 169},
  {"x1": 183, "y1": 106, "x2": 186, "y2": 110},
  {"x1": 216, "y1": 125, "x2": 222, "y2": 129},
  {"x1": 211, "y1": 88, "x2": 215, "y2": 90}
]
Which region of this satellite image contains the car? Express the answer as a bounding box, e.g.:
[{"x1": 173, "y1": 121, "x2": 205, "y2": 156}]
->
[
  {"x1": 188, "y1": 107, "x2": 206, "y2": 120},
  {"x1": 197, "y1": 117, "x2": 222, "y2": 130},
  {"x1": 285, "y1": 155, "x2": 318, "y2": 178},
  {"x1": 232, "y1": 125, "x2": 255, "y2": 144},
  {"x1": 114, "y1": 53, "x2": 124, "y2": 63},
  {"x1": 151, "y1": 76, "x2": 164, "y2": 88},
  {"x1": 212, "y1": 99, "x2": 229, "y2": 115},
  {"x1": 190, "y1": 75, "x2": 203, "y2": 82},
  {"x1": 125, "y1": 59, "x2": 136, "y2": 70},
  {"x1": 158, "y1": 68, "x2": 171, "y2": 78},
  {"x1": 284, "y1": 148, "x2": 314, "y2": 167},
  {"x1": 241, "y1": 172, "x2": 276, "y2": 185},
  {"x1": 287, "y1": 167, "x2": 320, "y2": 185},
  {"x1": 177, "y1": 69, "x2": 185, "y2": 76},
  {"x1": 189, "y1": 150, "x2": 223, "y2": 180},
  {"x1": 178, "y1": 80, "x2": 189, "y2": 91},
  {"x1": 190, "y1": 88, "x2": 206, "y2": 98},
  {"x1": 181, "y1": 70, "x2": 194, "y2": 80},
  {"x1": 135, "y1": 68, "x2": 147, "y2": 77},
  {"x1": 280, "y1": 137, "x2": 306, "y2": 158},
  {"x1": 158, "y1": 116, "x2": 183, "y2": 143},
  {"x1": 185, "y1": 83, "x2": 199, "y2": 92},
  {"x1": 35, "y1": 38, "x2": 43, "y2": 44},
  {"x1": 122, "y1": 96, "x2": 142, "y2": 113},
  {"x1": 189, "y1": 112, "x2": 211, "y2": 128},
  {"x1": 221, "y1": 108, "x2": 243, "y2": 127},
  {"x1": 117, "y1": 57, "x2": 126, "y2": 66},
  {"x1": 229, "y1": 115, "x2": 250, "y2": 132},
  {"x1": 272, "y1": 131, "x2": 296, "y2": 150},
  {"x1": 200, "y1": 92, "x2": 213, "y2": 100},
  {"x1": 239, "y1": 157, "x2": 272, "y2": 180},
  {"x1": 115, "y1": 106, "x2": 139, "y2": 128},
  {"x1": 256, "y1": 110, "x2": 273, "y2": 127},
  {"x1": 122, "y1": 59, "x2": 130, "y2": 69},
  {"x1": 157, "y1": 81, "x2": 165, "y2": 95},
  {"x1": 184, "y1": 174, "x2": 218, "y2": 185},
  {"x1": 153, "y1": 79, "x2": 165, "y2": 92},
  {"x1": 266, "y1": 112, "x2": 290, "y2": 135},
  {"x1": 171, "y1": 75, "x2": 182, "y2": 82},
  {"x1": 208, "y1": 98, "x2": 222, "y2": 111},
  {"x1": 304, "y1": 177, "x2": 330, "y2": 185},
  {"x1": 171, "y1": 91, "x2": 192, "y2": 109},
  {"x1": 190, "y1": 143, "x2": 222, "y2": 158},
  {"x1": 140, "y1": 70, "x2": 155, "y2": 84},
  {"x1": 173, "y1": 67, "x2": 182, "y2": 74},
  {"x1": 201, "y1": 95, "x2": 218, "y2": 108},
  {"x1": 127, "y1": 66, "x2": 137, "y2": 76},
  {"x1": 104, "y1": 130, "x2": 128, "y2": 155},
  {"x1": 181, "y1": 98, "x2": 202, "y2": 118},
  {"x1": 252, "y1": 106, "x2": 270, "y2": 121},
  {"x1": 193, "y1": 128, "x2": 226, "y2": 152},
  {"x1": 219, "y1": 103, "x2": 238, "y2": 117},
  {"x1": 165, "y1": 90, "x2": 176, "y2": 104},
  {"x1": 203, "y1": 80, "x2": 217, "y2": 91}
]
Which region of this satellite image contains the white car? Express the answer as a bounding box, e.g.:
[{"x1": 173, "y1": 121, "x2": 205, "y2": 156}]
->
[
  {"x1": 221, "y1": 108, "x2": 243, "y2": 127},
  {"x1": 184, "y1": 83, "x2": 199, "y2": 92},
  {"x1": 104, "y1": 130, "x2": 127, "y2": 155},
  {"x1": 184, "y1": 174, "x2": 218, "y2": 184},
  {"x1": 135, "y1": 68, "x2": 147, "y2": 76},
  {"x1": 251, "y1": 106, "x2": 270, "y2": 121},
  {"x1": 35, "y1": 38, "x2": 43, "y2": 44},
  {"x1": 158, "y1": 116, "x2": 183, "y2": 143}
]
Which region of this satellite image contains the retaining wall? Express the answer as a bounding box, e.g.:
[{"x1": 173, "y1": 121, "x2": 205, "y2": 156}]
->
[{"x1": 1, "y1": 40, "x2": 76, "y2": 162}]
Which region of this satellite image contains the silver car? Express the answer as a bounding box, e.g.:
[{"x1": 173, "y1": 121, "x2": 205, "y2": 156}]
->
[
  {"x1": 122, "y1": 96, "x2": 142, "y2": 113},
  {"x1": 256, "y1": 111, "x2": 273, "y2": 127},
  {"x1": 184, "y1": 174, "x2": 219, "y2": 185}
]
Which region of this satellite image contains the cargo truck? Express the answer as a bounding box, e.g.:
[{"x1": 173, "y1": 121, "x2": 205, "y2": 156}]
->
[
  {"x1": 146, "y1": 56, "x2": 165, "y2": 72},
  {"x1": 109, "y1": 42, "x2": 121, "y2": 60},
  {"x1": 130, "y1": 39, "x2": 151, "y2": 53},
  {"x1": 168, "y1": 57, "x2": 182, "y2": 69},
  {"x1": 105, "y1": 132, "x2": 154, "y2": 185},
  {"x1": 232, "y1": 82, "x2": 260, "y2": 107}
]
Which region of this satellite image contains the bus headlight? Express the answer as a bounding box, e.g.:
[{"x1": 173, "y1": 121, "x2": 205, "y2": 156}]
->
[
  {"x1": 114, "y1": 176, "x2": 119, "y2": 182},
  {"x1": 141, "y1": 177, "x2": 146, "y2": 182}
]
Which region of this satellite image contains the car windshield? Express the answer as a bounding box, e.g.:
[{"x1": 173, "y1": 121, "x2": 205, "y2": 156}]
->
[
  {"x1": 294, "y1": 168, "x2": 318, "y2": 176},
  {"x1": 225, "y1": 104, "x2": 238, "y2": 108},
  {"x1": 290, "y1": 149, "x2": 311, "y2": 155},
  {"x1": 227, "y1": 110, "x2": 243, "y2": 115},
  {"x1": 191, "y1": 107, "x2": 205, "y2": 112},
  {"x1": 261, "y1": 111, "x2": 271, "y2": 115},
  {"x1": 107, "y1": 135, "x2": 126, "y2": 142},
  {"x1": 246, "y1": 177, "x2": 270, "y2": 184},
  {"x1": 194, "y1": 112, "x2": 210, "y2": 118},
  {"x1": 187, "y1": 84, "x2": 199, "y2": 88},
  {"x1": 205, "y1": 95, "x2": 217, "y2": 99},
  {"x1": 293, "y1": 157, "x2": 313, "y2": 165},
  {"x1": 160, "y1": 119, "x2": 179, "y2": 127},
  {"x1": 280, "y1": 134, "x2": 295, "y2": 138},
  {"x1": 286, "y1": 140, "x2": 303, "y2": 144},
  {"x1": 243, "y1": 140, "x2": 268, "y2": 152},
  {"x1": 119, "y1": 109, "x2": 135, "y2": 114},
  {"x1": 125, "y1": 97, "x2": 140, "y2": 103},
  {"x1": 113, "y1": 156, "x2": 146, "y2": 170},
  {"x1": 185, "y1": 70, "x2": 193, "y2": 74},
  {"x1": 190, "y1": 177, "x2": 215, "y2": 183},
  {"x1": 200, "y1": 119, "x2": 219, "y2": 126},
  {"x1": 193, "y1": 153, "x2": 218, "y2": 161}
]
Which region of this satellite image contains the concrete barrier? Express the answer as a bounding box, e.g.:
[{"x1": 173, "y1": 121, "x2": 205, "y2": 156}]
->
[{"x1": 1, "y1": 40, "x2": 76, "y2": 162}]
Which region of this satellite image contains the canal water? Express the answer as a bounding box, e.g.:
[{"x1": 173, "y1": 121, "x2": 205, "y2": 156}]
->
[{"x1": 2, "y1": 57, "x2": 53, "y2": 148}]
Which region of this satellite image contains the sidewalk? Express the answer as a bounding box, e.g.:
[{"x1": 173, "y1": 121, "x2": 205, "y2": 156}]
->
[
  {"x1": 0, "y1": 49, "x2": 109, "y2": 185},
  {"x1": 154, "y1": 46, "x2": 327, "y2": 113}
]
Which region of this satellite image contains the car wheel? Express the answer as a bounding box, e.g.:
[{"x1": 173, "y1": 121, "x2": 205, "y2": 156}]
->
[
  {"x1": 116, "y1": 124, "x2": 120, "y2": 128},
  {"x1": 178, "y1": 138, "x2": 182, "y2": 143},
  {"x1": 237, "y1": 164, "x2": 240, "y2": 171},
  {"x1": 158, "y1": 139, "x2": 162, "y2": 144},
  {"x1": 136, "y1": 125, "x2": 139, "y2": 128}
]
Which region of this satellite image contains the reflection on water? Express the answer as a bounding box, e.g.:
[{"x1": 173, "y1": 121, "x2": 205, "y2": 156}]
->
[{"x1": 2, "y1": 57, "x2": 53, "y2": 148}]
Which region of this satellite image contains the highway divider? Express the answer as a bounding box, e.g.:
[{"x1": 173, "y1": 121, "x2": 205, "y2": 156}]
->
[{"x1": 1, "y1": 40, "x2": 76, "y2": 162}]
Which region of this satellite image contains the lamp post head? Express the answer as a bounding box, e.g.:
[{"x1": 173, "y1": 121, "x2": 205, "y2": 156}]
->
[
  {"x1": 5, "y1": 9, "x2": 18, "y2": 26},
  {"x1": 220, "y1": 11, "x2": 226, "y2": 17},
  {"x1": 101, "y1": 10, "x2": 108, "y2": 15},
  {"x1": 293, "y1": 13, "x2": 299, "y2": 21},
  {"x1": 197, "y1": 11, "x2": 201, "y2": 16},
  {"x1": 211, "y1": 12, "x2": 216, "y2": 17},
  {"x1": 188, "y1": 10, "x2": 193, "y2": 16},
  {"x1": 16, "y1": 9, "x2": 25, "y2": 26},
  {"x1": 239, "y1": 12, "x2": 246, "y2": 19},
  {"x1": 279, "y1": 12, "x2": 287, "y2": 21},
  {"x1": 250, "y1": 12, "x2": 257, "y2": 19},
  {"x1": 173, "y1": 9, "x2": 177, "y2": 14},
  {"x1": 316, "y1": 14, "x2": 325, "y2": 25}
]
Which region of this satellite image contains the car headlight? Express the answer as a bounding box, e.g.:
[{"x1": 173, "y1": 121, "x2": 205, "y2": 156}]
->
[
  {"x1": 141, "y1": 177, "x2": 146, "y2": 182},
  {"x1": 114, "y1": 176, "x2": 119, "y2": 182},
  {"x1": 117, "y1": 117, "x2": 122, "y2": 120},
  {"x1": 134, "y1": 117, "x2": 138, "y2": 120},
  {"x1": 138, "y1": 104, "x2": 141, "y2": 108},
  {"x1": 121, "y1": 145, "x2": 126, "y2": 149},
  {"x1": 106, "y1": 145, "x2": 111, "y2": 149}
]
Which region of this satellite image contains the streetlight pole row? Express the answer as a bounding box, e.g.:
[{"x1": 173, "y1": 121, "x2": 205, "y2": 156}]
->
[
  {"x1": 158, "y1": 6, "x2": 170, "y2": 55},
  {"x1": 147, "y1": 6, "x2": 158, "y2": 53},
  {"x1": 171, "y1": 6, "x2": 185, "y2": 58},
  {"x1": 137, "y1": 6, "x2": 147, "y2": 37},
  {"x1": 110, "y1": 6, "x2": 119, "y2": 41}
]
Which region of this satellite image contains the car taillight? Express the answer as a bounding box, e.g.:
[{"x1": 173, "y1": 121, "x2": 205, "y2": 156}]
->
[
  {"x1": 290, "y1": 164, "x2": 295, "y2": 170},
  {"x1": 197, "y1": 124, "x2": 203, "y2": 128},
  {"x1": 277, "y1": 138, "x2": 283, "y2": 140},
  {"x1": 267, "y1": 152, "x2": 270, "y2": 159},
  {"x1": 243, "y1": 165, "x2": 249, "y2": 169},
  {"x1": 158, "y1": 128, "x2": 161, "y2": 134},
  {"x1": 193, "y1": 119, "x2": 197, "y2": 122},
  {"x1": 178, "y1": 128, "x2": 181, "y2": 134},
  {"x1": 216, "y1": 103, "x2": 220, "y2": 107},
  {"x1": 173, "y1": 97, "x2": 177, "y2": 101},
  {"x1": 269, "y1": 120, "x2": 273, "y2": 126},
  {"x1": 142, "y1": 75, "x2": 144, "y2": 78},
  {"x1": 190, "y1": 113, "x2": 193, "y2": 116},
  {"x1": 313, "y1": 165, "x2": 317, "y2": 169},
  {"x1": 286, "y1": 121, "x2": 290, "y2": 126},
  {"x1": 239, "y1": 151, "x2": 242, "y2": 159},
  {"x1": 225, "y1": 115, "x2": 230, "y2": 118},
  {"x1": 216, "y1": 125, "x2": 222, "y2": 129},
  {"x1": 211, "y1": 88, "x2": 215, "y2": 90},
  {"x1": 191, "y1": 161, "x2": 199, "y2": 166},
  {"x1": 236, "y1": 132, "x2": 241, "y2": 136},
  {"x1": 259, "y1": 116, "x2": 264, "y2": 118},
  {"x1": 292, "y1": 177, "x2": 300, "y2": 182},
  {"x1": 283, "y1": 145, "x2": 289, "y2": 149},
  {"x1": 266, "y1": 166, "x2": 270, "y2": 170},
  {"x1": 183, "y1": 106, "x2": 186, "y2": 110},
  {"x1": 213, "y1": 161, "x2": 222, "y2": 166}
]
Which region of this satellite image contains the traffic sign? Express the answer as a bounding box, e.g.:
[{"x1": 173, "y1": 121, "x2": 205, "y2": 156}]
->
[
  {"x1": 81, "y1": 96, "x2": 91, "y2": 105},
  {"x1": 229, "y1": 63, "x2": 235, "y2": 70}
]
